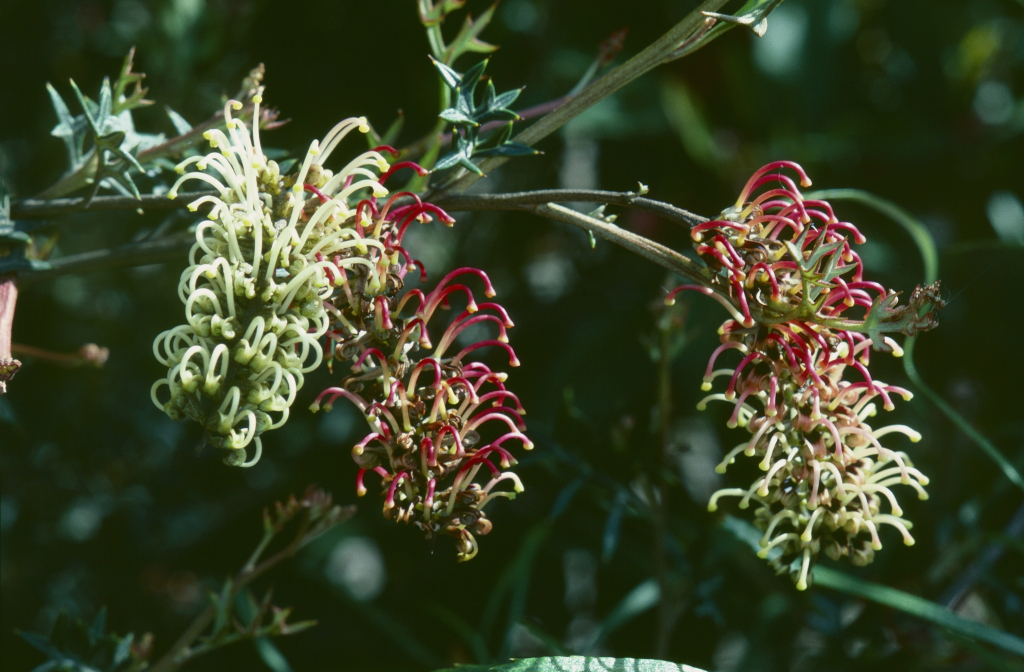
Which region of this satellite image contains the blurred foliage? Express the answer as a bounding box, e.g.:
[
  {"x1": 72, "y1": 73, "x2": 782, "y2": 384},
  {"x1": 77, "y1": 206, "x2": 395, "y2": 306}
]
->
[{"x1": 1, "y1": 1, "x2": 1023, "y2": 672}]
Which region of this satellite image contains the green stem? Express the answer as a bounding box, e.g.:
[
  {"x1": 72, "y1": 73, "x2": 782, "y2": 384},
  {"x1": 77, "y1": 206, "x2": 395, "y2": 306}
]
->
[
  {"x1": 904, "y1": 336, "x2": 1024, "y2": 492},
  {"x1": 813, "y1": 566, "x2": 1024, "y2": 656}
]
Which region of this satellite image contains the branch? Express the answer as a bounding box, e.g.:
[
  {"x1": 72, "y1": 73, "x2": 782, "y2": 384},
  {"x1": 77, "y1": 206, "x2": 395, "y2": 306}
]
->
[
  {"x1": 10, "y1": 191, "x2": 217, "y2": 219},
  {"x1": 17, "y1": 234, "x2": 193, "y2": 284},
  {"x1": 431, "y1": 190, "x2": 710, "y2": 284},
  {"x1": 434, "y1": 189, "x2": 706, "y2": 229},
  {"x1": 528, "y1": 202, "x2": 712, "y2": 287}
]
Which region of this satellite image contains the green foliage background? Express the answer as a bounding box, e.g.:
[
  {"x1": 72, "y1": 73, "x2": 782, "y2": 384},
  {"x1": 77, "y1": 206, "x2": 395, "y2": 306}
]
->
[{"x1": 1, "y1": 1, "x2": 1022, "y2": 670}]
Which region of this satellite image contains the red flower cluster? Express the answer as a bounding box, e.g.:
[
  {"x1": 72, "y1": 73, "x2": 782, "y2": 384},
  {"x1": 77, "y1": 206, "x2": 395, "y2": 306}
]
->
[
  {"x1": 669, "y1": 162, "x2": 941, "y2": 588},
  {"x1": 312, "y1": 182, "x2": 530, "y2": 561}
]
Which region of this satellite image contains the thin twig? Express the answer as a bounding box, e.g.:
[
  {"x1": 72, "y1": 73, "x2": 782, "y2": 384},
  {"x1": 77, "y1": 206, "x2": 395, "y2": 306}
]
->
[
  {"x1": 434, "y1": 189, "x2": 707, "y2": 229},
  {"x1": 482, "y1": 201, "x2": 713, "y2": 287},
  {"x1": 10, "y1": 191, "x2": 217, "y2": 219},
  {"x1": 17, "y1": 234, "x2": 193, "y2": 284},
  {"x1": 148, "y1": 500, "x2": 353, "y2": 672}
]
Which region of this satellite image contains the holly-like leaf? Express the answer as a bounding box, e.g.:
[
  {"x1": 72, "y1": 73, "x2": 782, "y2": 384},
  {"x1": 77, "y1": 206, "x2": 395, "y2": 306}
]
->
[
  {"x1": 165, "y1": 106, "x2": 193, "y2": 136},
  {"x1": 430, "y1": 56, "x2": 463, "y2": 89},
  {"x1": 112, "y1": 47, "x2": 152, "y2": 114},
  {"x1": 442, "y1": 2, "x2": 500, "y2": 64},
  {"x1": 439, "y1": 108, "x2": 478, "y2": 126},
  {"x1": 429, "y1": 58, "x2": 534, "y2": 175}
]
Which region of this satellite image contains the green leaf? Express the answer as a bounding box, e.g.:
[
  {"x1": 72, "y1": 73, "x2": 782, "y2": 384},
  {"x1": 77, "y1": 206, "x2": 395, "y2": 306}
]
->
[
  {"x1": 443, "y1": 2, "x2": 499, "y2": 64},
  {"x1": 253, "y1": 637, "x2": 293, "y2": 672},
  {"x1": 165, "y1": 106, "x2": 193, "y2": 136},
  {"x1": 379, "y1": 112, "x2": 405, "y2": 146},
  {"x1": 814, "y1": 566, "x2": 1024, "y2": 656},
  {"x1": 88, "y1": 608, "x2": 107, "y2": 647},
  {"x1": 17, "y1": 609, "x2": 143, "y2": 672},
  {"x1": 211, "y1": 578, "x2": 235, "y2": 636},
  {"x1": 17, "y1": 631, "x2": 65, "y2": 660},
  {"x1": 47, "y1": 84, "x2": 91, "y2": 170},
  {"x1": 432, "y1": 657, "x2": 708, "y2": 672},
  {"x1": 489, "y1": 83, "x2": 524, "y2": 113},
  {"x1": 430, "y1": 56, "x2": 463, "y2": 90},
  {"x1": 459, "y1": 59, "x2": 489, "y2": 102},
  {"x1": 439, "y1": 108, "x2": 479, "y2": 126},
  {"x1": 434, "y1": 149, "x2": 471, "y2": 171},
  {"x1": 475, "y1": 142, "x2": 538, "y2": 159}
]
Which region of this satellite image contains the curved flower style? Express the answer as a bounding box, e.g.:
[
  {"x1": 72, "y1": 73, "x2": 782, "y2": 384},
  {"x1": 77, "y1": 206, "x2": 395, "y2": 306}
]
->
[
  {"x1": 152, "y1": 90, "x2": 395, "y2": 466},
  {"x1": 313, "y1": 241, "x2": 531, "y2": 560},
  {"x1": 671, "y1": 162, "x2": 942, "y2": 589}
]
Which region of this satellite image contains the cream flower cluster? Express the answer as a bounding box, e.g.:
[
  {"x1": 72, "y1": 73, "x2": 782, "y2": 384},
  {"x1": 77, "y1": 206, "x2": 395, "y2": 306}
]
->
[{"x1": 152, "y1": 91, "x2": 391, "y2": 466}]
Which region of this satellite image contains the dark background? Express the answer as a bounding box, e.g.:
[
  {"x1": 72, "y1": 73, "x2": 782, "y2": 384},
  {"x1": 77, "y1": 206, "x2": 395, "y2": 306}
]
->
[{"x1": 2, "y1": 1, "x2": 1023, "y2": 670}]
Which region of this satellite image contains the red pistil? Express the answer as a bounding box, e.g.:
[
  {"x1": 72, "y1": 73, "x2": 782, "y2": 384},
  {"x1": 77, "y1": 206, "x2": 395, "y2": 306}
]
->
[
  {"x1": 302, "y1": 183, "x2": 330, "y2": 204},
  {"x1": 452, "y1": 340, "x2": 520, "y2": 368},
  {"x1": 379, "y1": 161, "x2": 429, "y2": 185}
]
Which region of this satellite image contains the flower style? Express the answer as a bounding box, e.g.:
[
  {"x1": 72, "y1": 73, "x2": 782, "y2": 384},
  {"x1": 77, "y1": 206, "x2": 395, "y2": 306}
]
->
[
  {"x1": 152, "y1": 90, "x2": 396, "y2": 466},
  {"x1": 669, "y1": 162, "x2": 942, "y2": 589}
]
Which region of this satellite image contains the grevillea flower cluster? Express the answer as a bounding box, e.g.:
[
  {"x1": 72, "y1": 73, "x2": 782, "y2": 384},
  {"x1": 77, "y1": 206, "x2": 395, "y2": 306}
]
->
[
  {"x1": 152, "y1": 90, "x2": 399, "y2": 466},
  {"x1": 310, "y1": 222, "x2": 532, "y2": 562},
  {"x1": 668, "y1": 161, "x2": 943, "y2": 589},
  {"x1": 149, "y1": 89, "x2": 531, "y2": 559}
]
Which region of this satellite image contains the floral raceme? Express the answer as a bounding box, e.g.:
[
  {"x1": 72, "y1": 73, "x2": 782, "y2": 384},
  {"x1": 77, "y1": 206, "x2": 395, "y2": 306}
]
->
[
  {"x1": 669, "y1": 162, "x2": 943, "y2": 589},
  {"x1": 152, "y1": 91, "x2": 530, "y2": 560},
  {"x1": 312, "y1": 264, "x2": 531, "y2": 561}
]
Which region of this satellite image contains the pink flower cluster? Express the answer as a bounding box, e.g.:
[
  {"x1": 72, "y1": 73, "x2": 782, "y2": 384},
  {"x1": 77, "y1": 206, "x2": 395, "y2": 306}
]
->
[
  {"x1": 312, "y1": 176, "x2": 531, "y2": 561},
  {"x1": 669, "y1": 162, "x2": 941, "y2": 589}
]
